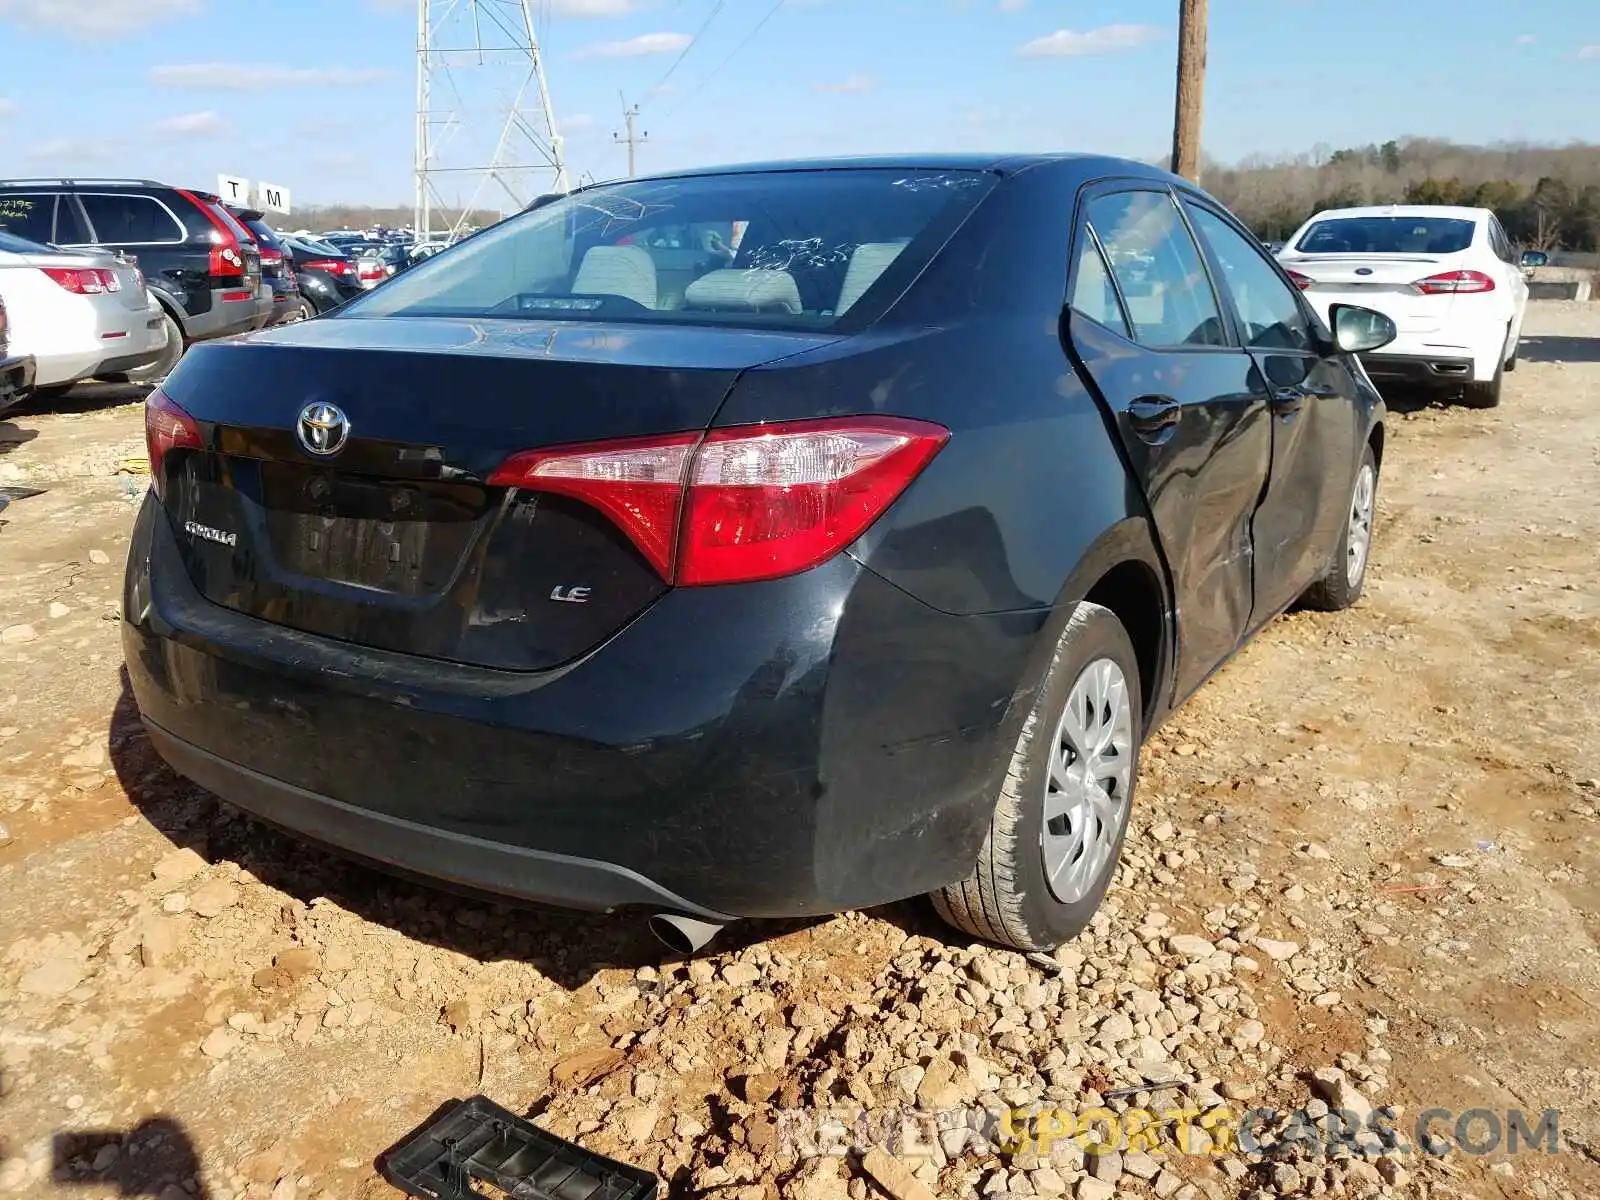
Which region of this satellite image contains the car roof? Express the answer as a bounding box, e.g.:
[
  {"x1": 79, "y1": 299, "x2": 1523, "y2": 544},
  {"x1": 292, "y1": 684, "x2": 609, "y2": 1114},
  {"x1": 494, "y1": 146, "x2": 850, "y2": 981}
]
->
[
  {"x1": 1309, "y1": 204, "x2": 1489, "y2": 222},
  {"x1": 592, "y1": 152, "x2": 1174, "y2": 186}
]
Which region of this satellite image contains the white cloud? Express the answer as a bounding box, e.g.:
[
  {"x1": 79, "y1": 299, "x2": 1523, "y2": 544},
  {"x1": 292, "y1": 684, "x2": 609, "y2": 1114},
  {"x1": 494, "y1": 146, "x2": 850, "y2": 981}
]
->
[
  {"x1": 1515, "y1": 33, "x2": 1536, "y2": 45},
  {"x1": 150, "y1": 63, "x2": 391, "y2": 89},
  {"x1": 575, "y1": 31, "x2": 690, "y2": 58},
  {"x1": 1018, "y1": 24, "x2": 1165, "y2": 57},
  {"x1": 1578, "y1": 44, "x2": 1600, "y2": 59},
  {"x1": 998, "y1": 0, "x2": 1028, "y2": 10},
  {"x1": 0, "y1": 98, "x2": 15, "y2": 116},
  {"x1": 25, "y1": 136, "x2": 115, "y2": 161},
  {"x1": 152, "y1": 110, "x2": 232, "y2": 138},
  {"x1": 0, "y1": 0, "x2": 199, "y2": 36},
  {"x1": 813, "y1": 74, "x2": 875, "y2": 94},
  {"x1": 560, "y1": 112, "x2": 599, "y2": 132}
]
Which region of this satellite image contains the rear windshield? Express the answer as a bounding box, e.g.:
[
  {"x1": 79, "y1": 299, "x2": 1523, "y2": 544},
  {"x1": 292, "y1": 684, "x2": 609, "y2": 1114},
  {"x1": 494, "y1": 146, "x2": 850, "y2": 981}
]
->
[
  {"x1": 1295, "y1": 216, "x2": 1476, "y2": 255},
  {"x1": 341, "y1": 168, "x2": 993, "y2": 330},
  {"x1": 245, "y1": 219, "x2": 285, "y2": 251}
]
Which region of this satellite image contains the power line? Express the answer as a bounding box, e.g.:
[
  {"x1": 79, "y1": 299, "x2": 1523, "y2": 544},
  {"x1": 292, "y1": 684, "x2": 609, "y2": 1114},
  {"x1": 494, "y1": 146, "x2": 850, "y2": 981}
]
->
[
  {"x1": 666, "y1": 0, "x2": 785, "y2": 118},
  {"x1": 651, "y1": 0, "x2": 724, "y2": 94}
]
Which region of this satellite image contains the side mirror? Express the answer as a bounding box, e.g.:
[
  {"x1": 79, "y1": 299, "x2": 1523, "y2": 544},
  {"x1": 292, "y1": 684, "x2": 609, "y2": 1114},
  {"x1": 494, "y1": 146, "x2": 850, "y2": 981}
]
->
[
  {"x1": 1519, "y1": 250, "x2": 1549, "y2": 269},
  {"x1": 1329, "y1": 304, "x2": 1397, "y2": 354}
]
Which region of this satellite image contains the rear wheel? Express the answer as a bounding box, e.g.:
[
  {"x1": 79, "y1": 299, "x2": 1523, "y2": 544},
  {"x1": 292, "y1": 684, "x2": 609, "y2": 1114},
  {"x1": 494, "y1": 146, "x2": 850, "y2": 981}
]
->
[
  {"x1": 1301, "y1": 444, "x2": 1377, "y2": 612},
  {"x1": 932, "y1": 601, "x2": 1141, "y2": 951},
  {"x1": 125, "y1": 311, "x2": 185, "y2": 388}
]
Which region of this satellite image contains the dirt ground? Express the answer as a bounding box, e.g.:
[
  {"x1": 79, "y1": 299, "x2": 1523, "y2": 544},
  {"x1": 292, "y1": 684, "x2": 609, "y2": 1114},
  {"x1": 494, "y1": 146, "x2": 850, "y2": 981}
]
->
[{"x1": 1, "y1": 303, "x2": 1598, "y2": 1200}]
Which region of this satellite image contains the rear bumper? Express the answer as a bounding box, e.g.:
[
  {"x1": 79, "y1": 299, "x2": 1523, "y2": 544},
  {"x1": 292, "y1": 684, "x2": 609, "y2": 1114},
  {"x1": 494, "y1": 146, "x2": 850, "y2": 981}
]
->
[
  {"x1": 183, "y1": 290, "x2": 262, "y2": 342},
  {"x1": 1358, "y1": 352, "x2": 1476, "y2": 386},
  {"x1": 142, "y1": 719, "x2": 736, "y2": 920},
  {"x1": 122, "y1": 494, "x2": 1040, "y2": 919},
  {"x1": 0, "y1": 353, "x2": 34, "y2": 413}
]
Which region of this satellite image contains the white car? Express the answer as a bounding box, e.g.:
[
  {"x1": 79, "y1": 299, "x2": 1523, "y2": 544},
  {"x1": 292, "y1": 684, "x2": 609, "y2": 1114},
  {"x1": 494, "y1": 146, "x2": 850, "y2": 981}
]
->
[
  {"x1": 0, "y1": 229, "x2": 169, "y2": 395},
  {"x1": 1276, "y1": 205, "x2": 1533, "y2": 408}
]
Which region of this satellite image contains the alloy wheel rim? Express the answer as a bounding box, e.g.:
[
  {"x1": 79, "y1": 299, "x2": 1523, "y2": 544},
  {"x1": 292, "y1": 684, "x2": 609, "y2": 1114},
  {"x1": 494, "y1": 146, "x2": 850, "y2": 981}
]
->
[
  {"x1": 1346, "y1": 464, "x2": 1376, "y2": 587},
  {"x1": 1041, "y1": 657, "x2": 1134, "y2": 905}
]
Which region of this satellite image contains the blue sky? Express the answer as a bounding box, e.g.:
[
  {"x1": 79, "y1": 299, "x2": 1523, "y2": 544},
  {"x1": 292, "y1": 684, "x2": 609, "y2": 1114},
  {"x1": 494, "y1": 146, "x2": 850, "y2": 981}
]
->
[{"x1": 0, "y1": 0, "x2": 1595, "y2": 211}]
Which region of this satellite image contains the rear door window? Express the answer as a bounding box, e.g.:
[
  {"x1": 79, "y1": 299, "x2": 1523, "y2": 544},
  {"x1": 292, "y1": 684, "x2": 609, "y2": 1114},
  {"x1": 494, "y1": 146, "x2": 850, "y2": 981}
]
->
[
  {"x1": 1185, "y1": 203, "x2": 1315, "y2": 353},
  {"x1": 1085, "y1": 190, "x2": 1229, "y2": 349},
  {"x1": 78, "y1": 193, "x2": 186, "y2": 244},
  {"x1": 0, "y1": 193, "x2": 59, "y2": 244}
]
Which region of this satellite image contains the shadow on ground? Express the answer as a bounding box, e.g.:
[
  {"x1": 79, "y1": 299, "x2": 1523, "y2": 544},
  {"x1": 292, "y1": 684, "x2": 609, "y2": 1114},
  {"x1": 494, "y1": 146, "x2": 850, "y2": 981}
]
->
[
  {"x1": 108, "y1": 674, "x2": 828, "y2": 990},
  {"x1": 52, "y1": 1115, "x2": 212, "y2": 1197},
  {"x1": 1517, "y1": 335, "x2": 1600, "y2": 365}
]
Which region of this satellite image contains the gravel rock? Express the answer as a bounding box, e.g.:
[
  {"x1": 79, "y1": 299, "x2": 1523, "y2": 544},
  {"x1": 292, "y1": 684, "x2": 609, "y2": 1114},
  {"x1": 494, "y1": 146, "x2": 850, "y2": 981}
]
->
[
  {"x1": 1084, "y1": 1149, "x2": 1121, "y2": 1183},
  {"x1": 721, "y1": 962, "x2": 761, "y2": 987},
  {"x1": 1252, "y1": 937, "x2": 1300, "y2": 962},
  {"x1": 200, "y1": 1028, "x2": 240, "y2": 1058},
  {"x1": 151, "y1": 847, "x2": 207, "y2": 886},
  {"x1": 860, "y1": 1147, "x2": 936, "y2": 1200},
  {"x1": 1310, "y1": 1067, "x2": 1372, "y2": 1121},
  {"x1": 191, "y1": 878, "x2": 240, "y2": 918},
  {"x1": 1029, "y1": 1166, "x2": 1067, "y2": 1195},
  {"x1": 19, "y1": 956, "x2": 85, "y2": 998},
  {"x1": 1121, "y1": 1151, "x2": 1160, "y2": 1180},
  {"x1": 88, "y1": 549, "x2": 111, "y2": 565},
  {"x1": 0, "y1": 624, "x2": 37, "y2": 645},
  {"x1": 1166, "y1": 934, "x2": 1214, "y2": 960},
  {"x1": 1074, "y1": 1179, "x2": 1114, "y2": 1200}
]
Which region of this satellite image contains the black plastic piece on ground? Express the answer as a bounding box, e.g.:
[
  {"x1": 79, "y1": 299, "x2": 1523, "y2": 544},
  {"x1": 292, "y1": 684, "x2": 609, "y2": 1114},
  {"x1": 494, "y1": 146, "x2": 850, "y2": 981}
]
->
[{"x1": 379, "y1": 1096, "x2": 659, "y2": 1200}]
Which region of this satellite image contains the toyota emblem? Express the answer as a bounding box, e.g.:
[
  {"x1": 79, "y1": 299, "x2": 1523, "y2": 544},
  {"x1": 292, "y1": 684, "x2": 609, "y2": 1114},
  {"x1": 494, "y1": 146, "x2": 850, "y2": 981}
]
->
[{"x1": 297, "y1": 402, "x2": 350, "y2": 456}]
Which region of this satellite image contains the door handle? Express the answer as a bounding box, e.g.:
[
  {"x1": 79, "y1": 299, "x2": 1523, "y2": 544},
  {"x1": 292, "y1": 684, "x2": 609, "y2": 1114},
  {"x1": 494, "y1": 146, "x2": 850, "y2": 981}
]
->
[{"x1": 1126, "y1": 395, "x2": 1182, "y2": 439}]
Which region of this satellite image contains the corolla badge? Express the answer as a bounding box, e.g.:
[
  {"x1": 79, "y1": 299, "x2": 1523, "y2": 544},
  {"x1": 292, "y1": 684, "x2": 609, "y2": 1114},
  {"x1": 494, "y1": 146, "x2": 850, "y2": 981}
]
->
[
  {"x1": 184, "y1": 520, "x2": 237, "y2": 547},
  {"x1": 297, "y1": 402, "x2": 350, "y2": 456}
]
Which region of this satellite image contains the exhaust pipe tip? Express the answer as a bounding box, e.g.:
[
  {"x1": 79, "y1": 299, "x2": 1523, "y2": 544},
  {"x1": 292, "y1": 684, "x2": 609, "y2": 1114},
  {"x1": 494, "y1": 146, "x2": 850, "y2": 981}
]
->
[{"x1": 648, "y1": 912, "x2": 726, "y2": 955}]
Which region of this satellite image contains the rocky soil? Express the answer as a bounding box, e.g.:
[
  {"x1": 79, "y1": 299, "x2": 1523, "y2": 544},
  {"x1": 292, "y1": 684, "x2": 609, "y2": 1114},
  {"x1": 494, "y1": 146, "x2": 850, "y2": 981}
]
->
[{"x1": 1, "y1": 304, "x2": 1598, "y2": 1200}]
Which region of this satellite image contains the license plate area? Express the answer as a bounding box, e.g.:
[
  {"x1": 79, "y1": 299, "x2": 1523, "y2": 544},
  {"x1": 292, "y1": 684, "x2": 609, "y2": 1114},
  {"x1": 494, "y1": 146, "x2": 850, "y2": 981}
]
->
[{"x1": 258, "y1": 462, "x2": 487, "y2": 596}]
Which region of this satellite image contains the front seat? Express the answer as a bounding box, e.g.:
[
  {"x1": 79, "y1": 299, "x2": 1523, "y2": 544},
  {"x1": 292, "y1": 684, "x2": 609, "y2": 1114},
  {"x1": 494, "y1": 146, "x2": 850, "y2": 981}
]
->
[{"x1": 572, "y1": 245, "x2": 657, "y2": 309}]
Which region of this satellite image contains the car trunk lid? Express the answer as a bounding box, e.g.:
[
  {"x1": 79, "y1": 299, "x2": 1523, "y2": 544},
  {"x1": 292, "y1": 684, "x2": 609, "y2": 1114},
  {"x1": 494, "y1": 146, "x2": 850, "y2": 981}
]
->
[
  {"x1": 155, "y1": 316, "x2": 837, "y2": 670},
  {"x1": 1279, "y1": 252, "x2": 1466, "y2": 333}
]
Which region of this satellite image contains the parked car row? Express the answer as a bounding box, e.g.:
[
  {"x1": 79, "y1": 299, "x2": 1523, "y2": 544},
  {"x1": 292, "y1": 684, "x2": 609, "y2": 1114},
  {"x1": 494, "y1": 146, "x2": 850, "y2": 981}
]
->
[{"x1": 0, "y1": 176, "x2": 502, "y2": 409}]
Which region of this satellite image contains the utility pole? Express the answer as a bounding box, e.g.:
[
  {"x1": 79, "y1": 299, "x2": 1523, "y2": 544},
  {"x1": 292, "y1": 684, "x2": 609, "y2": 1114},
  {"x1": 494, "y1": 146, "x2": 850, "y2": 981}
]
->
[
  {"x1": 614, "y1": 103, "x2": 648, "y2": 178},
  {"x1": 1170, "y1": 0, "x2": 1208, "y2": 183}
]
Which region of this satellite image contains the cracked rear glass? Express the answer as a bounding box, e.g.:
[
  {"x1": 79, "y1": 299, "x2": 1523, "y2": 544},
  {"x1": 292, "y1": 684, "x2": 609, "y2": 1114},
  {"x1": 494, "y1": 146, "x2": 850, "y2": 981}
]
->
[{"x1": 340, "y1": 169, "x2": 993, "y2": 331}]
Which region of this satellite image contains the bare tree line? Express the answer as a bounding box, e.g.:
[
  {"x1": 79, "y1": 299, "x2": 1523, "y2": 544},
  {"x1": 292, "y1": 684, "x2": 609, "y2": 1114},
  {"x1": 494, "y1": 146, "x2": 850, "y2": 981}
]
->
[{"x1": 1201, "y1": 137, "x2": 1600, "y2": 249}]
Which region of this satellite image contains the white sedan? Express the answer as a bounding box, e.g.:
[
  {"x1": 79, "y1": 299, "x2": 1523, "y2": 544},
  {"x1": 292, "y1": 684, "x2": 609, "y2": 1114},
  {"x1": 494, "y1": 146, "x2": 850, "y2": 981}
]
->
[
  {"x1": 1276, "y1": 205, "x2": 1533, "y2": 408},
  {"x1": 0, "y1": 229, "x2": 170, "y2": 396}
]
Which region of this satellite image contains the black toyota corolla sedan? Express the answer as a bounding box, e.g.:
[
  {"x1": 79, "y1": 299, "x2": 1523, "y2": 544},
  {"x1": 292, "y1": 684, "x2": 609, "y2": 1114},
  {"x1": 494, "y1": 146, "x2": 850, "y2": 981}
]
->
[{"x1": 125, "y1": 154, "x2": 1397, "y2": 952}]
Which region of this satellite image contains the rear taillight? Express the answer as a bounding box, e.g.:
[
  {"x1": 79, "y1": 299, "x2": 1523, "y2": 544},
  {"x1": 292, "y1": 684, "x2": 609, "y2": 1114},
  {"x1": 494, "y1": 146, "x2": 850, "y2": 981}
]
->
[
  {"x1": 301, "y1": 258, "x2": 353, "y2": 278},
  {"x1": 488, "y1": 416, "x2": 949, "y2": 585},
  {"x1": 144, "y1": 388, "x2": 202, "y2": 499},
  {"x1": 177, "y1": 189, "x2": 245, "y2": 281},
  {"x1": 1285, "y1": 269, "x2": 1313, "y2": 291},
  {"x1": 42, "y1": 267, "x2": 121, "y2": 294},
  {"x1": 1414, "y1": 270, "x2": 1495, "y2": 295},
  {"x1": 358, "y1": 262, "x2": 385, "y2": 280},
  {"x1": 259, "y1": 246, "x2": 283, "y2": 267}
]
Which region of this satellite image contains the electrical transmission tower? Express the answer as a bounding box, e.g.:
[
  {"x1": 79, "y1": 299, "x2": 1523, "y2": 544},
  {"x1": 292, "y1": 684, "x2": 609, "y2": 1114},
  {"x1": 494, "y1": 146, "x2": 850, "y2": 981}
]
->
[{"x1": 413, "y1": 0, "x2": 571, "y2": 241}]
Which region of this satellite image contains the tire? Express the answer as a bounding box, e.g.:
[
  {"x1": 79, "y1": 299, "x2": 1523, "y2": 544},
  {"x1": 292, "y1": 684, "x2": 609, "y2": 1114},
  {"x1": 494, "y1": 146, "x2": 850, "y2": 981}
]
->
[
  {"x1": 1503, "y1": 319, "x2": 1519, "y2": 372},
  {"x1": 1301, "y1": 443, "x2": 1377, "y2": 612},
  {"x1": 932, "y1": 601, "x2": 1142, "y2": 951},
  {"x1": 124, "y1": 311, "x2": 185, "y2": 388}
]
